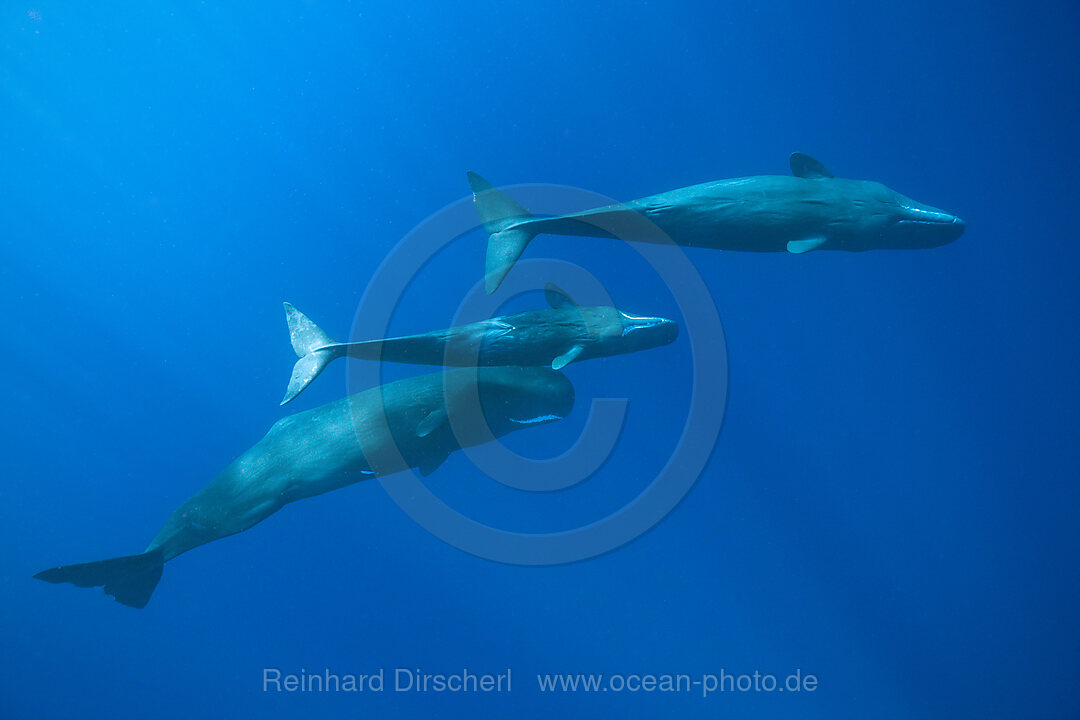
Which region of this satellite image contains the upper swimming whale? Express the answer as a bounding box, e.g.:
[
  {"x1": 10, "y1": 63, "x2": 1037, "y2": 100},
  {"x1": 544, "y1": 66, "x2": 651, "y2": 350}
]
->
[
  {"x1": 280, "y1": 283, "x2": 677, "y2": 404},
  {"x1": 470, "y1": 153, "x2": 966, "y2": 293},
  {"x1": 34, "y1": 367, "x2": 573, "y2": 608}
]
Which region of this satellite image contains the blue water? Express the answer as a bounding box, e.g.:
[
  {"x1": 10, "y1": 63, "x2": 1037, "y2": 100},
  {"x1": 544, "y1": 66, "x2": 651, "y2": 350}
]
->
[{"x1": 4, "y1": 2, "x2": 1079, "y2": 717}]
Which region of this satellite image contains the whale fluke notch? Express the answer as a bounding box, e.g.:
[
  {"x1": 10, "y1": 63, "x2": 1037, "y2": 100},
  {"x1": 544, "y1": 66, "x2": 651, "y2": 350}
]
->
[
  {"x1": 467, "y1": 172, "x2": 540, "y2": 294},
  {"x1": 34, "y1": 549, "x2": 164, "y2": 609},
  {"x1": 789, "y1": 152, "x2": 834, "y2": 180},
  {"x1": 282, "y1": 303, "x2": 342, "y2": 405}
]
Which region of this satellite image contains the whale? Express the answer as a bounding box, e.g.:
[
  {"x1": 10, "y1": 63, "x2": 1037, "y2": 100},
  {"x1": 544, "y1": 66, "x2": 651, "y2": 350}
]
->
[
  {"x1": 470, "y1": 153, "x2": 966, "y2": 293},
  {"x1": 280, "y1": 283, "x2": 677, "y2": 404},
  {"x1": 34, "y1": 367, "x2": 574, "y2": 608}
]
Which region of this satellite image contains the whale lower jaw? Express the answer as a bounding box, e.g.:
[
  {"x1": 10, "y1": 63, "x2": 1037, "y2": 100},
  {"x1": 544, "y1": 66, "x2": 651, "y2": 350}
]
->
[{"x1": 510, "y1": 413, "x2": 564, "y2": 426}]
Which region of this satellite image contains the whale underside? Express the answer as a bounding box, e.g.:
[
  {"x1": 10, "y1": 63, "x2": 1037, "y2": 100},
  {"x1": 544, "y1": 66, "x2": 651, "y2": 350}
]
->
[{"x1": 34, "y1": 367, "x2": 574, "y2": 608}]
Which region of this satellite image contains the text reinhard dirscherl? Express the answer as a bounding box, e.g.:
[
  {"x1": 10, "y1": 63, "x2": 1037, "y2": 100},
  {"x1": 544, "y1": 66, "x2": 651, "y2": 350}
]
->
[
  {"x1": 262, "y1": 668, "x2": 819, "y2": 698},
  {"x1": 263, "y1": 668, "x2": 512, "y2": 694}
]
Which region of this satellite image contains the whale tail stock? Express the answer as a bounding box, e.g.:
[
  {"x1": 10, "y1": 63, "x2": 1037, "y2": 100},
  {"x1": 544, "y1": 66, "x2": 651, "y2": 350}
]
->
[
  {"x1": 282, "y1": 302, "x2": 345, "y2": 405},
  {"x1": 34, "y1": 549, "x2": 165, "y2": 609},
  {"x1": 466, "y1": 172, "x2": 539, "y2": 295}
]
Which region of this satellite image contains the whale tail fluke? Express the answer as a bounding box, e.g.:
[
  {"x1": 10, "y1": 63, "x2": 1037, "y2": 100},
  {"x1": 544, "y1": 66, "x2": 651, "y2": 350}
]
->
[
  {"x1": 34, "y1": 549, "x2": 164, "y2": 609},
  {"x1": 467, "y1": 172, "x2": 539, "y2": 294},
  {"x1": 282, "y1": 302, "x2": 342, "y2": 405}
]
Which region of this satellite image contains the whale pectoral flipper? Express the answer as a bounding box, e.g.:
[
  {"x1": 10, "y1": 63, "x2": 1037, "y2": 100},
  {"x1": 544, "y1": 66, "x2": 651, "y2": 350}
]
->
[
  {"x1": 416, "y1": 408, "x2": 448, "y2": 438},
  {"x1": 786, "y1": 236, "x2": 827, "y2": 254},
  {"x1": 552, "y1": 344, "x2": 585, "y2": 370},
  {"x1": 789, "y1": 153, "x2": 834, "y2": 179},
  {"x1": 34, "y1": 549, "x2": 164, "y2": 609}
]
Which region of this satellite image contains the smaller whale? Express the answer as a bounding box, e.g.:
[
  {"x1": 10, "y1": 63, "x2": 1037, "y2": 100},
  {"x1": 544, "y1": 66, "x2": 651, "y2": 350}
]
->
[
  {"x1": 470, "y1": 153, "x2": 966, "y2": 293},
  {"x1": 280, "y1": 283, "x2": 677, "y2": 404},
  {"x1": 34, "y1": 367, "x2": 573, "y2": 608}
]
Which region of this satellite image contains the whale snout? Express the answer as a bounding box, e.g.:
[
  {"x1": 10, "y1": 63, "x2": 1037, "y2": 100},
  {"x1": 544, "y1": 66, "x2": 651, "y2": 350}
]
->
[
  {"x1": 619, "y1": 312, "x2": 680, "y2": 349},
  {"x1": 892, "y1": 202, "x2": 966, "y2": 248},
  {"x1": 658, "y1": 318, "x2": 680, "y2": 345},
  {"x1": 939, "y1": 213, "x2": 966, "y2": 244},
  {"x1": 950, "y1": 215, "x2": 966, "y2": 236}
]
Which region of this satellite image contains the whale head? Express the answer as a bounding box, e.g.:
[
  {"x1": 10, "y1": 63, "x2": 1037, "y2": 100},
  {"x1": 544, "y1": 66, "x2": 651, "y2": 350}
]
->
[
  {"x1": 570, "y1": 305, "x2": 679, "y2": 360},
  {"x1": 495, "y1": 366, "x2": 576, "y2": 429},
  {"x1": 617, "y1": 311, "x2": 680, "y2": 351},
  {"x1": 788, "y1": 154, "x2": 964, "y2": 251},
  {"x1": 843, "y1": 181, "x2": 966, "y2": 250},
  {"x1": 877, "y1": 185, "x2": 965, "y2": 249},
  {"x1": 543, "y1": 285, "x2": 678, "y2": 362},
  {"x1": 445, "y1": 366, "x2": 575, "y2": 442}
]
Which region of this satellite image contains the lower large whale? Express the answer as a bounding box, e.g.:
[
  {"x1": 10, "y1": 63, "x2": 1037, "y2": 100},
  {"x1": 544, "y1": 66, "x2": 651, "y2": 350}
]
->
[
  {"x1": 280, "y1": 283, "x2": 677, "y2": 404},
  {"x1": 34, "y1": 367, "x2": 573, "y2": 608},
  {"x1": 471, "y1": 153, "x2": 966, "y2": 293}
]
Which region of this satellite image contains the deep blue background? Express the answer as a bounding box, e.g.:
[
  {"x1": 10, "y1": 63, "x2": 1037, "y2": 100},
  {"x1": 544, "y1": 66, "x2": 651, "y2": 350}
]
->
[{"x1": 3, "y1": 1, "x2": 1078, "y2": 717}]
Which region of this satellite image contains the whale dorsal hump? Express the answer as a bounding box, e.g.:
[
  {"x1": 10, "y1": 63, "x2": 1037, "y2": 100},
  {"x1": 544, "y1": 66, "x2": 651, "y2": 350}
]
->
[
  {"x1": 789, "y1": 153, "x2": 834, "y2": 179},
  {"x1": 544, "y1": 283, "x2": 579, "y2": 310}
]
